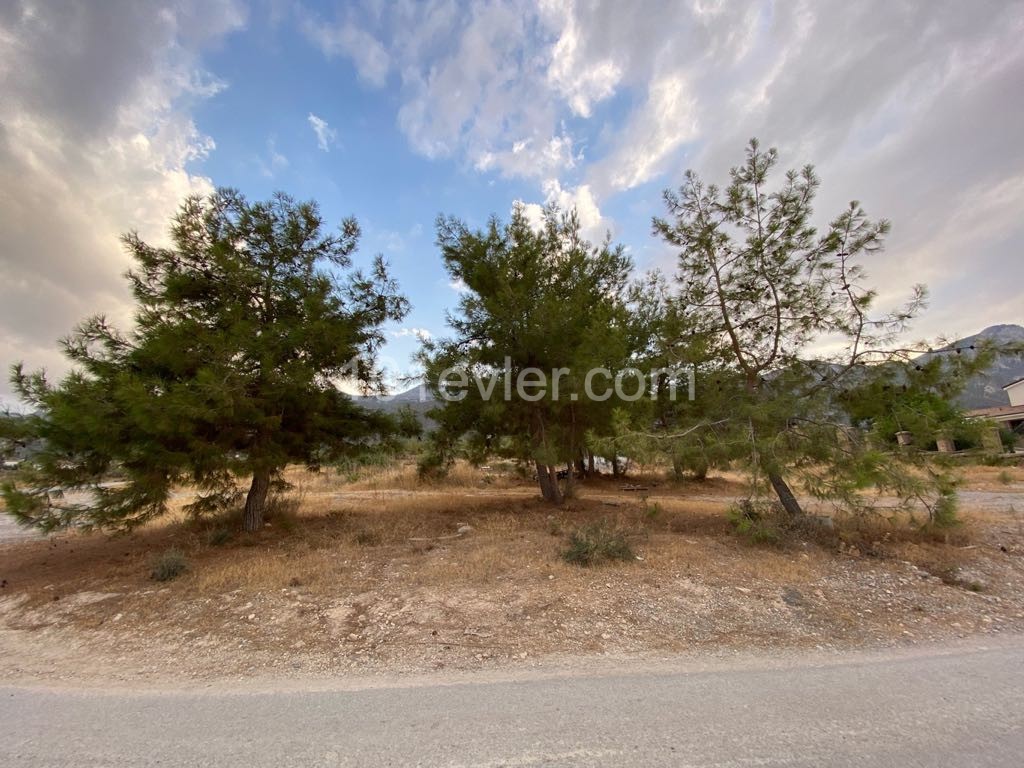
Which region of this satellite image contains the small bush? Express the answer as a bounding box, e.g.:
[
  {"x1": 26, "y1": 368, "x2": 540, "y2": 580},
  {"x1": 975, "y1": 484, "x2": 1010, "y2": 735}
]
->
[
  {"x1": 998, "y1": 470, "x2": 1013, "y2": 485},
  {"x1": 929, "y1": 492, "x2": 960, "y2": 529},
  {"x1": 644, "y1": 500, "x2": 662, "y2": 520},
  {"x1": 727, "y1": 499, "x2": 785, "y2": 544},
  {"x1": 206, "y1": 527, "x2": 231, "y2": 546},
  {"x1": 561, "y1": 521, "x2": 634, "y2": 566},
  {"x1": 417, "y1": 449, "x2": 453, "y2": 481},
  {"x1": 150, "y1": 548, "x2": 188, "y2": 582}
]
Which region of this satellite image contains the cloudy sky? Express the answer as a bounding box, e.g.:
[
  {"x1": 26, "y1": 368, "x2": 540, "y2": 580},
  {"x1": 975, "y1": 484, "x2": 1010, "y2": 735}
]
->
[{"x1": 1, "y1": 0, "x2": 1022, "y2": 405}]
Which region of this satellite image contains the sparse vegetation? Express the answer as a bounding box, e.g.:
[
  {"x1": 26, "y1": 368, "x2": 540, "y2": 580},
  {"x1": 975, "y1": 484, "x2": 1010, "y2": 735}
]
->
[
  {"x1": 206, "y1": 527, "x2": 232, "y2": 547},
  {"x1": 561, "y1": 520, "x2": 635, "y2": 566},
  {"x1": 150, "y1": 548, "x2": 188, "y2": 582}
]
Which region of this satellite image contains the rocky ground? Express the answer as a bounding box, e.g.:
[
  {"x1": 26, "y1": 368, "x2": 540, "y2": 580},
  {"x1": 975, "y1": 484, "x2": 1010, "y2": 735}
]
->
[{"x1": 2, "y1": 464, "x2": 1024, "y2": 687}]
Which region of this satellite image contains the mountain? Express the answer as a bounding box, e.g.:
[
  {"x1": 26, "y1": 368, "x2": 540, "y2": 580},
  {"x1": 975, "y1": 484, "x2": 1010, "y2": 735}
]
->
[
  {"x1": 351, "y1": 326, "x2": 1024, "y2": 424},
  {"x1": 917, "y1": 324, "x2": 1024, "y2": 409},
  {"x1": 354, "y1": 384, "x2": 437, "y2": 422}
]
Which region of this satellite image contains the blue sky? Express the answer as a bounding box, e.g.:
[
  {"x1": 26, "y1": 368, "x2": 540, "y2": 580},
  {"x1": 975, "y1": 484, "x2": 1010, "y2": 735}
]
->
[
  {"x1": 185, "y1": 7, "x2": 671, "y2": 383},
  {"x1": 2, "y1": 0, "x2": 1023, "y2": 403}
]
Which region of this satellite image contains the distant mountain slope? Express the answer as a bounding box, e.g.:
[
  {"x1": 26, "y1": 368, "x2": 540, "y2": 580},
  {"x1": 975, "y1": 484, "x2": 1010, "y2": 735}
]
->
[
  {"x1": 916, "y1": 324, "x2": 1024, "y2": 409},
  {"x1": 353, "y1": 384, "x2": 436, "y2": 421},
  {"x1": 352, "y1": 326, "x2": 1024, "y2": 421}
]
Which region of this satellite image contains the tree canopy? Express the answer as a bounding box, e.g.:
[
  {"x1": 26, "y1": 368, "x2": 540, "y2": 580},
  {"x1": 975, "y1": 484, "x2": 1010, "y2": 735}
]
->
[
  {"x1": 650, "y1": 139, "x2": 988, "y2": 521},
  {"x1": 419, "y1": 205, "x2": 638, "y2": 502},
  {"x1": 3, "y1": 190, "x2": 408, "y2": 532}
]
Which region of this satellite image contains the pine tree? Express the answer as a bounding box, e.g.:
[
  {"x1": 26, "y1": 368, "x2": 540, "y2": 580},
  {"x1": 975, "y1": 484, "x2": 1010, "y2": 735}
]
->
[
  {"x1": 652, "y1": 139, "x2": 982, "y2": 521},
  {"x1": 3, "y1": 190, "x2": 408, "y2": 532},
  {"x1": 419, "y1": 205, "x2": 634, "y2": 502}
]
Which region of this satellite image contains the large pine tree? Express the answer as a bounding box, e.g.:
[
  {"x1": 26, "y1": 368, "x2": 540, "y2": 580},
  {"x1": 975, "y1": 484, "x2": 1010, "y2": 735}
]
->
[
  {"x1": 419, "y1": 206, "x2": 634, "y2": 503},
  {"x1": 3, "y1": 190, "x2": 408, "y2": 532},
  {"x1": 652, "y1": 140, "x2": 982, "y2": 521}
]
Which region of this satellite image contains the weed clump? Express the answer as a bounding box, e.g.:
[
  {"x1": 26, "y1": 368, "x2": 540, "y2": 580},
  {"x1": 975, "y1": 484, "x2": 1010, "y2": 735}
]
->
[
  {"x1": 206, "y1": 527, "x2": 231, "y2": 547},
  {"x1": 150, "y1": 548, "x2": 188, "y2": 582},
  {"x1": 354, "y1": 530, "x2": 382, "y2": 546},
  {"x1": 561, "y1": 521, "x2": 634, "y2": 566},
  {"x1": 727, "y1": 499, "x2": 787, "y2": 544}
]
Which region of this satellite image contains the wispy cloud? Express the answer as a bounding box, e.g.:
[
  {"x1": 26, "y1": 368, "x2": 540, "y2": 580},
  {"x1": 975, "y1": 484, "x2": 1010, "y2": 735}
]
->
[
  {"x1": 259, "y1": 137, "x2": 289, "y2": 177},
  {"x1": 391, "y1": 327, "x2": 433, "y2": 341},
  {"x1": 307, "y1": 112, "x2": 337, "y2": 152}
]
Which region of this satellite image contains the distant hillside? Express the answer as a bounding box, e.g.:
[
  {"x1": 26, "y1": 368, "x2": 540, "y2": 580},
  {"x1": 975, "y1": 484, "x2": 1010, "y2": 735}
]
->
[
  {"x1": 354, "y1": 384, "x2": 437, "y2": 423},
  {"x1": 916, "y1": 324, "x2": 1024, "y2": 409},
  {"x1": 352, "y1": 326, "x2": 1024, "y2": 421}
]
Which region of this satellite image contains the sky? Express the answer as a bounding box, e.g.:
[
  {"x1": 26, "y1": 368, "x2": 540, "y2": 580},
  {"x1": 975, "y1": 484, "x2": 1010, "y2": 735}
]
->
[{"x1": 1, "y1": 0, "x2": 1023, "y2": 406}]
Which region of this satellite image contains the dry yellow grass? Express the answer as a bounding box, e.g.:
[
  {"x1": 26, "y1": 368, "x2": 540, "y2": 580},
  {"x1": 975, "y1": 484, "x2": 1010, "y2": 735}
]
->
[{"x1": 4, "y1": 460, "x2": 1024, "y2": 682}]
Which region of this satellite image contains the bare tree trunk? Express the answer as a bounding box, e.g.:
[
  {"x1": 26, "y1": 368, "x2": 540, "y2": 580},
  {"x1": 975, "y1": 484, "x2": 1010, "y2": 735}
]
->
[
  {"x1": 587, "y1": 451, "x2": 595, "y2": 476},
  {"x1": 535, "y1": 461, "x2": 563, "y2": 504},
  {"x1": 768, "y1": 472, "x2": 803, "y2": 516},
  {"x1": 565, "y1": 462, "x2": 576, "y2": 497},
  {"x1": 243, "y1": 467, "x2": 271, "y2": 532},
  {"x1": 611, "y1": 455, "x2": 621, "y2": 478},
  {"x1": 548, "y1": 465, "x2": 563, "y2": 504},
  {"x1": 536, "y1": 460, "x2": 554, "y2": 502}
]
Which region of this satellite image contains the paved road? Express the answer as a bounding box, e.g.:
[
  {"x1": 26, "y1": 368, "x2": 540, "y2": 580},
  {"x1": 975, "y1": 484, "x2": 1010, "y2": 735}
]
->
[{"x1": 3, "y1": 641, "x2": 1024, "y2": 767}]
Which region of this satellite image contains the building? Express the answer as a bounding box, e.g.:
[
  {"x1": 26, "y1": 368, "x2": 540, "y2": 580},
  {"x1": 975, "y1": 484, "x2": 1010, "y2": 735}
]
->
[
  {"x1": 1006, "y1": 377, "x2": 1024, "y2": 407},
  {"x1": 967, "y1": 376, "x2": 1024, "y2": 447}
]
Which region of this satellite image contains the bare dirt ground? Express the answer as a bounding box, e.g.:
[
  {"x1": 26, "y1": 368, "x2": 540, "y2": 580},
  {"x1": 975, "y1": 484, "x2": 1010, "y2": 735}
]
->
[{"x1": 2, "y1": 462, "x2": 1024, "y2": 687}]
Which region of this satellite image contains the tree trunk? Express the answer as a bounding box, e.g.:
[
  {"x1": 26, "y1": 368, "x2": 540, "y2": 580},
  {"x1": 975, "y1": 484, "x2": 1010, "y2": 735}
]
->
[
  {"x1": 768, "y1": 472, "x2": 803, "y2": 516},
  {"x1": 611, "y1": 455, "x2": 621, "y2": 478},
  {"x1": 535, "y1": 461, "x2": 563, "y2": 504},
  {"x1": 587, "y1": 451, "x2": 595, "y2": 476},
  {"x1": 565, "y1": 462, "x2": 576, "y2": 497},
  {"x1": 243, "y1": 467, "x2": 271, "y2": 532},
  {"x1": 672, "y1": 455, "x2": 684, "y2": 480}
]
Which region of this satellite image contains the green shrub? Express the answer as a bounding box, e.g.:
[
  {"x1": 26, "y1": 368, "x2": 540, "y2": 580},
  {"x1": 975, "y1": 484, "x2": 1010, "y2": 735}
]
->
[
  {"x1": 998, "y1": 470, "x2": 1013, "y2": 485},
  {"x1": 561, "y1": 521, "x2": 634, "y2": 566},
  {"x1": 150, "y1": 548, "x2": 188, "y2": 582},
  {"x1": 727, "y1": 499, "x2": 785, "y2": 544},
  {"x1": 929, "y1": 491, "x2": 960, "y2": 529}
]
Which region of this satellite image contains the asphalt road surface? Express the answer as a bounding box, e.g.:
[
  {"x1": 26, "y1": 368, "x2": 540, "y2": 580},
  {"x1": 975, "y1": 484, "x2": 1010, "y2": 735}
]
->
[{"x1": 2, "y1": 640, "x2": 1023, "y2": 767}]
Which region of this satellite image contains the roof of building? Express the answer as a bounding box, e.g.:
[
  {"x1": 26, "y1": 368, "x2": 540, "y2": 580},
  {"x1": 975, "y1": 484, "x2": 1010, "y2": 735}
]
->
[
  {"x1": 1002, "y1": 376, "x2": 1024, "y2": 390},
  {"x1": 967, "y1": 404, "x2": 1024, "y2": 420}
]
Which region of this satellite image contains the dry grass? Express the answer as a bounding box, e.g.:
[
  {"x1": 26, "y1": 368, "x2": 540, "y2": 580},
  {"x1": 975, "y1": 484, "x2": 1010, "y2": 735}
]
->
[
  {"x1": 956, "y1": 462, "x2": 1024, "y2": 491},
  {"x1": 3, "y1": 460, "x2": 1024, "y2": 682}
]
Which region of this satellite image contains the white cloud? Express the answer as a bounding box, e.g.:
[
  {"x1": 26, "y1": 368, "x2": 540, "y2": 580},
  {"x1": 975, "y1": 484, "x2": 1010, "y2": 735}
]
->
[
  {"x1": 448, "y1": 278, "x2": 470, "y2": 293},
  {"x1": 391, "y1": 327, "x2": 433, "y2": 341},
  {"x1": 540, "y1": 0, "x2": 622, "y2": 117},
  {"x1": 300, "y1": 0, "x2": 1024, "y2": 339},
  {"x1": 514, "y1": 179, "x2": 609, "y2": 243},
  {"x1": 0, "y1": 0, "x2": 245, "y2": 404},
  {"x1": 594, "y1": 73, "x2": 698, "y2": 193},
  {"x1": 307, "y1": 112, "x2": 336, "y2": 151},
  {"x1": 298, "y1": 9, "x2": 390, "y2": 87},
  {"x1": 259, "y1": 136, "x2": 289, "y2": 177}
]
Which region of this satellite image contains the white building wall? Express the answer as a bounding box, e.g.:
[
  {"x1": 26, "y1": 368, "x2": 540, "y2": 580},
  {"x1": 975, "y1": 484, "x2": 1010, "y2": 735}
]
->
[{"x1": 1007, "y1": 380, "x2": 1024, "y2": 407}]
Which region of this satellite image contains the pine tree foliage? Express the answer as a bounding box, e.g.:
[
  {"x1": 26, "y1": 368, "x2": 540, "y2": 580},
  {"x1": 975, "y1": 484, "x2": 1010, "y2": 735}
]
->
[
  {"x1": 652, "y1": 139, "x2": 992, "y2": 522},
  {"x1": 3, "y1": 190, "x2": 408, "y2": 532},
  {"x1": 419, "y1": 205, "x2": 634, "y2": 502}
]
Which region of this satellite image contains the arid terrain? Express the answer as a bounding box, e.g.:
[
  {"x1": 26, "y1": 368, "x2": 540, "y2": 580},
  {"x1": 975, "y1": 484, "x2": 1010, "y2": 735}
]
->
[{"x1": 2, "y1": 462, "x2": 1024, "y2": 687}]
